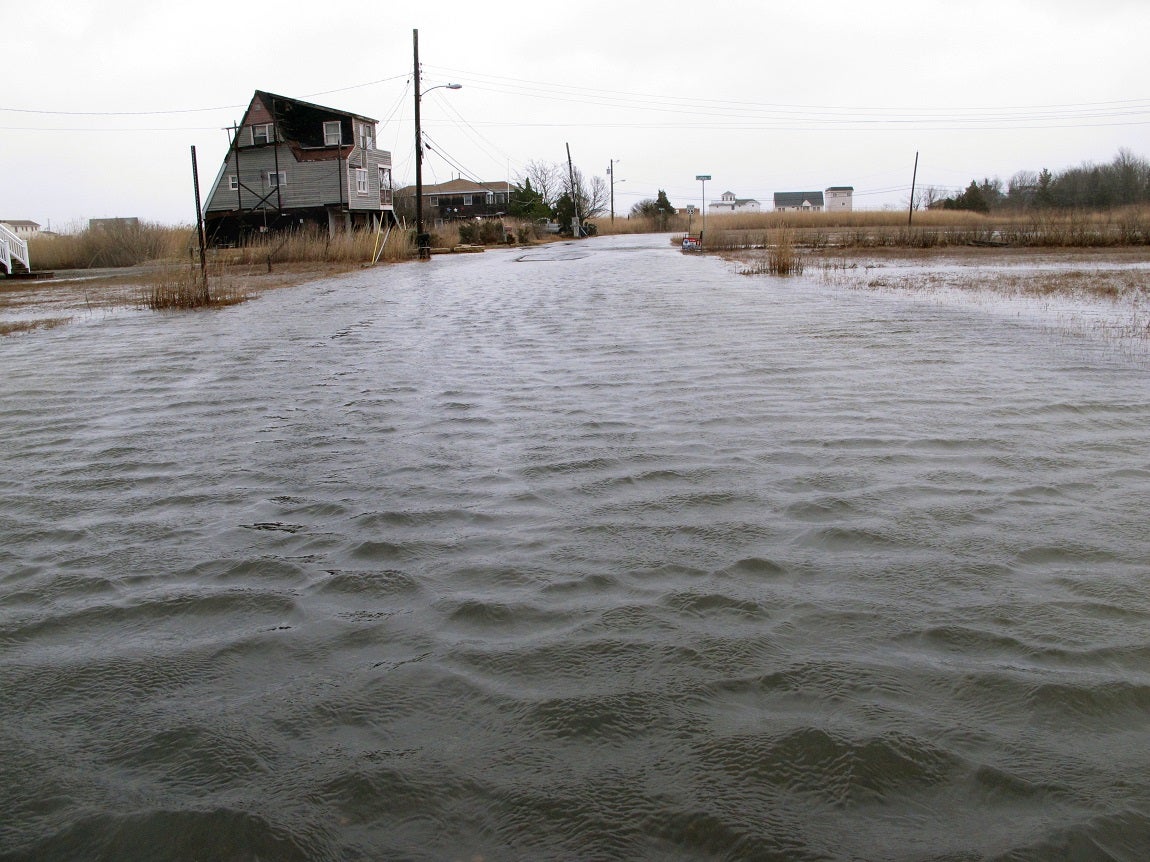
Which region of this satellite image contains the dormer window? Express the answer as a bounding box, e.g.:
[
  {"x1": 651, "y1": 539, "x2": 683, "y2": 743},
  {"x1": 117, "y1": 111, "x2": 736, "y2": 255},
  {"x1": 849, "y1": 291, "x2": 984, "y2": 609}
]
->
[
  {"x1": 324, "y1": 121, "x2": 342, "y2": 146},
  {"x1": 251, "y1": 124, "x2": 272, "y2": 145}
]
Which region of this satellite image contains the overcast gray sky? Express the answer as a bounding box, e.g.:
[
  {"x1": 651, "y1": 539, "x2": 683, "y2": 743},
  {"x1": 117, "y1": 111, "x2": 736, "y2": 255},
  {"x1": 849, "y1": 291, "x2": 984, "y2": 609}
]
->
[{"x1": 5, "y1": 0, "x2": 1148, "y2": 229}]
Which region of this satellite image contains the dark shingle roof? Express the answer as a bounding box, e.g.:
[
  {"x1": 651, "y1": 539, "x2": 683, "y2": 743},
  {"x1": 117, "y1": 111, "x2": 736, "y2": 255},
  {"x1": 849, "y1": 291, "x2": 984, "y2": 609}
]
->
[{"x1": 773, "y1": 191, "x2": 824, "y2": 207}]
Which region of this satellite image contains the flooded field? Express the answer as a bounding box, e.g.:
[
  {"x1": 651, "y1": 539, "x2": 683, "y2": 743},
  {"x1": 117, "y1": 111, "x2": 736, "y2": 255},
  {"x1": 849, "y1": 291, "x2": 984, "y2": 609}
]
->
[{"x1": 3, "y1": 234, "x2": 1150, "y2": 860}]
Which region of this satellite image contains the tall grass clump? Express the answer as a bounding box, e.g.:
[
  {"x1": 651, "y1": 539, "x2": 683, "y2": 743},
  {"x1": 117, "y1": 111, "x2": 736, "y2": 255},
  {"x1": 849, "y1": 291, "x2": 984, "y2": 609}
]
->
[
  {"x1": 742, "y1": 231, "x2": 804, "y2": 275},
  {"x1": 141, "y1": 265, "x2": 246, "y2": 310}
]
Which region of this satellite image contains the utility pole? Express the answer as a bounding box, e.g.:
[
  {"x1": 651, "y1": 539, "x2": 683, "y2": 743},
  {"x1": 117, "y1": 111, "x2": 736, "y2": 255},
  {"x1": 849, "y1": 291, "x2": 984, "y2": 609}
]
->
[
  {"x1": 190, "y1": 145, "x2": 209, "y2": 302},
  {"x1": 908, "y1": 150, "x2": 919, "y2": 228},
  {"x1": 566, "y1": 143, "x2": 581, "y2": 236},
  {"x1": 413, "y1": 29, "x2": 429, "y2": 259},
  {"x1": 608, "y1": 159, "x2": 617, "y2": 225}
]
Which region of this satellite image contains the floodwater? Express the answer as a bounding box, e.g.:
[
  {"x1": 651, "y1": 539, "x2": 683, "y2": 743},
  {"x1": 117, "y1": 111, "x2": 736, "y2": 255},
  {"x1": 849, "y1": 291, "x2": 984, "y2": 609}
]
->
[{"x1": 3, "y1": 234, "x2": 1150, "y2": 860}]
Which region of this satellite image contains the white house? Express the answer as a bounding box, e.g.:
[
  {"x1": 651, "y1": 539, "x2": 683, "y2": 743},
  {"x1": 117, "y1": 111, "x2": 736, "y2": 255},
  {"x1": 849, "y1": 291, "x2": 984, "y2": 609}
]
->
[
  {"x1": 710, "y1": 191, "x2": 761, "y2": 213},
  {"x1": 824, "y1": 186, "x2": 854, "y2": 212}
]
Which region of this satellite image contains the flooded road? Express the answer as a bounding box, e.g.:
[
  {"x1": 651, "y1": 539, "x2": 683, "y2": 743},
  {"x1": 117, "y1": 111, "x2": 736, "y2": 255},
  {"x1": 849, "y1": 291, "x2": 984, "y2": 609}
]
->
[{"x1": 4, "y1": 234, "x2": 1150, "y2": 859}]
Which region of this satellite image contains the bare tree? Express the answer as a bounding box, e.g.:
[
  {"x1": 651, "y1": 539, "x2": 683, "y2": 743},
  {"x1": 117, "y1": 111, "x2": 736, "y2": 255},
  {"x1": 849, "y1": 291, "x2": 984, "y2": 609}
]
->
[
  {"x1": 519, "y1": 160, "x2": 563, "y2": 209},
  {"x1": 561, "y1": 166, "x2": 610, "y2": 219},
  {"x1": 583, "y1": 175, "x2": 609, "y2": 218},
  {"x1": 911, "y1": 185, "x2": 948, "y2": 211}
]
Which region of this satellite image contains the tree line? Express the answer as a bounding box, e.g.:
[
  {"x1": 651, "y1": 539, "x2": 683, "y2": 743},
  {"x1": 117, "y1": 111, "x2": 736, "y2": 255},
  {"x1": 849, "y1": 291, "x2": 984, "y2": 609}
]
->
[
  {"x1": 922, "y1": 149, "x2": 1150, "y2": 214},
  {"x1": 508, "y1": 163, "x2": 675, "y2": 229},
  {"x1": 508, "y1": 160, "x2": 610, "y2": 228}
]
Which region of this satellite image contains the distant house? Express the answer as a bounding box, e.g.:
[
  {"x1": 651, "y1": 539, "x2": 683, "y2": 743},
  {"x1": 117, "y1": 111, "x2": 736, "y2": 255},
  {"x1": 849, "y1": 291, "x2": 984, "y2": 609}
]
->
[
  {"x1": 0, "y1": 222, "x2": 33, "y2": 275},
  {"x1": 394, "y1": 178, "x2": 518, "y2": 225},
  {"x1": 202, "y1": 90, "x2": 394, "y2": 243},
  {"x1": 709, "y1": 191, "x2": 761, "y2": 213},
  {"x1": 774, "y1": 191, "x2": 824, "y2": 212},
  {"x1": 0, "y1": 219, "x2": 41, "y2": 239},
  {"x1": 825, "y1": 186, "x2": 854, "y2": 212},
  {"x1": 89, "y1": 217, "x2": 140, "y2": 231}
]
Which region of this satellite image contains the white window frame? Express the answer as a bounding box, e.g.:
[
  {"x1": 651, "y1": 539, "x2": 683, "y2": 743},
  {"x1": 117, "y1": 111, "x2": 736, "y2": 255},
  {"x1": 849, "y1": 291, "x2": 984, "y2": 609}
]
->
[
  {"x1": 323, "y1": 121, "x2": 342, "y2": 146},
  {"x1": 358, "y1": 123, "x2": 374, "y2": 151},
  {"x1": 355, "y1": 168, "x2": 368, "y2": 195},
  {"x1": 228, "y1": 175, "x2": 239, "y2": 190},
  {"x1": 251, "y1": 124, "x2": 272, "y2": 145},
  {"x1": 429, "y1": 195, "x2": 438, "y2": 206},
  {"x1": 266, "y1": 170, "x2": 287, "y2": 188},
  {"x1": 463, "y1": 194, "x2": 473, "y2": 206}
]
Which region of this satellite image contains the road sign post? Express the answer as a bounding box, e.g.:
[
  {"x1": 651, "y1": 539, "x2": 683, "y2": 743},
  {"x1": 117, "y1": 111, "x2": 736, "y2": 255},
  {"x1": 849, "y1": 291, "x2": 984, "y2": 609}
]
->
[{"x1": 695, "y1": 175, "x2": 711, "y2": 246}]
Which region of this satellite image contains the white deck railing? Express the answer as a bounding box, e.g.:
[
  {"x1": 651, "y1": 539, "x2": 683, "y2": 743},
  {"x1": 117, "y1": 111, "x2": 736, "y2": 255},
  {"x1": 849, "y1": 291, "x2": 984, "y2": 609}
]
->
[{"x1": 0, "y1": 222, "x2": 30, "y2": 273}]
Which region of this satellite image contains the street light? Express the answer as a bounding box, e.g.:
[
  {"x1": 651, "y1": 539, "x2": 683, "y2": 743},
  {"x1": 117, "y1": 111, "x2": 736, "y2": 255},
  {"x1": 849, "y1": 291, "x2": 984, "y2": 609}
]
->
[
  {"x1": 413, "y1": 28, "x2": 461, "y2": 259},
  {"x1": 608, "y1": 159, "x2": 620, "y2": 224}
]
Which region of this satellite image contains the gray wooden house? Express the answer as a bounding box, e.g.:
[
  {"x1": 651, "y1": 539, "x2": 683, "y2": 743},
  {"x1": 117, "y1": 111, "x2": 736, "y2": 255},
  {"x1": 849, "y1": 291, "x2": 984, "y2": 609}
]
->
[{"x1": 202, "y1": 90, "x2": 394, "y2": 243}]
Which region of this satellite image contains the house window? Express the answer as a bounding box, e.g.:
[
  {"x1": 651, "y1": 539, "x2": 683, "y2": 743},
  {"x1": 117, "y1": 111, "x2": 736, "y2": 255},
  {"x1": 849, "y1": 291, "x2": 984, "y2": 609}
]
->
[
  {"x1": 463, "y1": 195, "x2": 473, "y2": 206},
  {"x1": 430, "y1": 196, "x2": 438, "y2": 206},
  {"x1": 267, "y1": 171, "x2": 286, "y2": 188},
  {"x1": 358, "y1": 124, "x2": 374, "y2": 150},
  {"x1": 251, "y1": 124, "x2": 272, "y2": 145},
  {"x1": 355, "y1": 168, "x2": 368, "y2": 194},
  {"x1": 228, "y1": 175, "x2": 239, "y2": 190},
  {"x1": 324, "y1": 121, "x2": 342, "y2": 146},
  {"x1": 486, "y1": 192, "x2": 494, "y2": 204}
]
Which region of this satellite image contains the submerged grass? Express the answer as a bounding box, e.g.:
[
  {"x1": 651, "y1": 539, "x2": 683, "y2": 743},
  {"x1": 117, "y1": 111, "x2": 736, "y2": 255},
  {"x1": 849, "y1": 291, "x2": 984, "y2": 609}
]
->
[
  {"x1": 0, "y1": 317, "x2": 72, "y2": 336},
  {"x1": 741, "y1": 232, "x2": 805, "y2": 275}
]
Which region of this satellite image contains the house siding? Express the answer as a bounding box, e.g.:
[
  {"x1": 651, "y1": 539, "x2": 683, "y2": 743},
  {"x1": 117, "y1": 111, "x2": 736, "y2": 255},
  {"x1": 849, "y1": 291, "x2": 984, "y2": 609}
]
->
[{"x1": 205, "y1": 144, "x2": 393, "y2": 214}]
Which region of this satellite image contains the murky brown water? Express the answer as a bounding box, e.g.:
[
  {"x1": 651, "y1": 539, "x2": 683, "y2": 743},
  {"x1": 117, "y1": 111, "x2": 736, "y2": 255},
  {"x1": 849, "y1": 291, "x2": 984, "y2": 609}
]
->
[{"x1": 4, "y1": 235, "x2": 1150, "y2": 860}]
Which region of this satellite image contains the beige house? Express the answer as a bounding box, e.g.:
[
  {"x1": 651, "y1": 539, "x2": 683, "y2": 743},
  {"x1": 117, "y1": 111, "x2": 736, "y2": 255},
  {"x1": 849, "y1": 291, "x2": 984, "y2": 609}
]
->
[
  {"x1": 825, "y1": 186, "x2": 854, "y2": 212},
  {"x1": 0, "y1": 219, "x2": 41, "y2": 239},
  {"x1": 773, "y1": 191, "x2": 824, "y2": 212}
]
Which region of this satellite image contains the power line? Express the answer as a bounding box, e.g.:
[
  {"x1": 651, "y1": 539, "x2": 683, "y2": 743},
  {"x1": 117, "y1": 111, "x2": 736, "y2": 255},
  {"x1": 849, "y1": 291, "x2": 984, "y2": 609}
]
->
[{"x1": 0, "y1": 72, "x2": 408, "y2": 118}]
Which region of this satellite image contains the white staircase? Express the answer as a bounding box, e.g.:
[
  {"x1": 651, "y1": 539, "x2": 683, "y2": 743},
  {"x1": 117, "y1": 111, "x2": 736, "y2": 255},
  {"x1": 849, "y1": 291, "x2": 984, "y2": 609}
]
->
[{"x1": 0, "y1": 222, "x2": 31, "y2": 275}]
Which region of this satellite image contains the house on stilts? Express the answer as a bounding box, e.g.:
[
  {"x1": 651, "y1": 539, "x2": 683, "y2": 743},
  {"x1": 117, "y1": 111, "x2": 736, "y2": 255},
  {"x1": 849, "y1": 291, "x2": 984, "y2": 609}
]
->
[{"x1": 202, "y1": 90, "x2": 394, "y2": 244}]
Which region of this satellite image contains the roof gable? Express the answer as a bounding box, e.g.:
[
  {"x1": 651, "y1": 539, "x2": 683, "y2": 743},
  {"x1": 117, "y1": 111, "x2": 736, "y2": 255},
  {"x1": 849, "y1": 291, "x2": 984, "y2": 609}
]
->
[
  {"x1": 239, "y1": 90, "x2": 378, "y2": 150},
  {"x1": 395, "y1": 179, "x2": 518, "y2": 196},
  {"x1": 774, "y1": 191, "x2": 825, "y2": 207}
]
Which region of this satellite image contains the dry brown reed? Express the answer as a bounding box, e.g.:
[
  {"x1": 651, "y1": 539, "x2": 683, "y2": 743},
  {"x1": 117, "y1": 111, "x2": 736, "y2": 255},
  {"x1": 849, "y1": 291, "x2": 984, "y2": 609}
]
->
[
  {"x1": 29, "y1": 217, "x2": 548, "y2": 276},
  {"x1": 29, "y1": 223, "x2": 194, "y2": 270},
  {"x1": 684, "y1": 206, "x2": 1150, "y2": 251},
  {"x1": 212, "y1": 226, "x2": 412, "y2": 268}
]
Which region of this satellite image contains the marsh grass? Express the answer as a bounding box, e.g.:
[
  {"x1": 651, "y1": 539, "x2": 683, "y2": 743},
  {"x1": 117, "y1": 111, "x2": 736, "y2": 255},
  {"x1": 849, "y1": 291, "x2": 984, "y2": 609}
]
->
[
  {"x1": 690, "y1": 206, "x2": 1150, "y2": 251},
  {"x1": 213, "y1": 227, "x2": 410, "y2": 267},
  {"x1": 29, "y1": 223, "x2": 193, "y2": 270}
]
